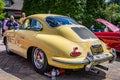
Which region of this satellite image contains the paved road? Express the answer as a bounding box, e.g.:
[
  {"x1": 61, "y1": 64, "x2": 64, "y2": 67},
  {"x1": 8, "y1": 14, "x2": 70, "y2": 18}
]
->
[{"x1": 0, "y1": 38, "x2": 120, "y2": 80}]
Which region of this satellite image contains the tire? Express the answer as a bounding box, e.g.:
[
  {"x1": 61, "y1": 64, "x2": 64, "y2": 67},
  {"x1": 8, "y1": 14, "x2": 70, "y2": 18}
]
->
[
  {"x1": 31, "y1": 48, "x2": 50, "y2": 74},
  {"x1": 5, "y1": 39, "x2": 13, "y2": 55}
]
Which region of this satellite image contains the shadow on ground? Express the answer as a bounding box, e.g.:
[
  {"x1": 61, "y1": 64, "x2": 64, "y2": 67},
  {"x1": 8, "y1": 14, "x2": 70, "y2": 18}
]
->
[
  {"x1": 116, "y1": 52, "x2": 120, "y2": 62},
  {"x1": 0, "y1": 51, "x2": 109, "y2": 80}
]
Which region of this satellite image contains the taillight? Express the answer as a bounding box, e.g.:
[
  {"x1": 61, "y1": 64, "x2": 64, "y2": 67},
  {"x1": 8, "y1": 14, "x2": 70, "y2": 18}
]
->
[{"x1": 70, "y1": 47, "x2": 81, "y2": 57}]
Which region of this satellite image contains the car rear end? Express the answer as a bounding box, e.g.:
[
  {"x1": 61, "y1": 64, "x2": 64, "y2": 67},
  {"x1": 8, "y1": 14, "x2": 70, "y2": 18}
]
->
[{"x1": 52, "y1": 26, "x2": 116, "y2": 71}]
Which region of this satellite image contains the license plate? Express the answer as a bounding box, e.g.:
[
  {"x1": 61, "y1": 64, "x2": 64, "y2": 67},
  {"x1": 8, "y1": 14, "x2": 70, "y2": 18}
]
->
[{"x1": 91, "y1": 44, "x2": 103, "y2": 55}]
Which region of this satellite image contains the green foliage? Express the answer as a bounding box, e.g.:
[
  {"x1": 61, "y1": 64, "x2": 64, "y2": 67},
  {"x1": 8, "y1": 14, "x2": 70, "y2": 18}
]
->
[
  {"x1": 110, "y1": 0, "x2": 120, "y2": 4},
  {"x1": 82, "y1": 0, "x2": 107, "y2": 29},
  {"x1": 82, "y1": 0, "x2": 120, "y2": 29},
  {"x1": 0, "y1": 12, "x2": 5, "y2": 20},
  {"x1": 0, "y1": 0, "x2": 5, "y2": 20},
  {"x1": 50, "y1": 0, "x2": 86, "y2": 20},
  {"x1": 22, "y1": 0, "x2": 86, "y2": 20},
  {"x1": 22, "y1": 0, "x2": 120, "y2": 29},
  {"x1": 102, "y1": 4, "x2": 119, "y2": 23}
]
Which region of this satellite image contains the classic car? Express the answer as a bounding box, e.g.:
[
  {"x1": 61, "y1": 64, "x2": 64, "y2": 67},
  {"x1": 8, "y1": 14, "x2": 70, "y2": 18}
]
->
[
  {"x1": 3, "y1": 14, "x2": 116, "y2": 74},
  {"x1": 94, "y1": 18, "x2": 120, "y2": 52}
]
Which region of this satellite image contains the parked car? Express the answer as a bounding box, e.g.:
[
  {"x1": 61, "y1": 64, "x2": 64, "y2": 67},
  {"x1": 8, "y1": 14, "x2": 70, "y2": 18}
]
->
[
  {"x1": 3, "y1": 14, "x2": 116, "y2": 74},
  {"x1": 94, "y1": 18, "x2": 120, "y2": 52}
]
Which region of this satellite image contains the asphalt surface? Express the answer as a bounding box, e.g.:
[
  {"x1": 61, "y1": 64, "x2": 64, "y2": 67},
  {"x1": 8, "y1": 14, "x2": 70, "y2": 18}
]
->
[{"x1": 0, "y1": 38, "x2": 120, "y2": 80}]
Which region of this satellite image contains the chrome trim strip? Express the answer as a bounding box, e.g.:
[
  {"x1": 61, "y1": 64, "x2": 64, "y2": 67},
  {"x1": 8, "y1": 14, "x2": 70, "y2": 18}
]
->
[
  {"x1": 94, "y1": 56, "x2": 113, "y2": 62},
  {"x1": 94, "y1": 54, "x2": 113, "y2": 62},
  {"x1": 52, "y1": 58, "x2": 89, "y2": 64}
]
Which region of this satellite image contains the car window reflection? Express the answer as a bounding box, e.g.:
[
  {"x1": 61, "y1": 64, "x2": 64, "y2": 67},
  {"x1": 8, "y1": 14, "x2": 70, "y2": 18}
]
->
[
  {"x1": 46, "y1": 16, "x2": 79, "y2": 28},
  {"x1": 22, "y1": 18, "x2": 43, "y2": 30}
]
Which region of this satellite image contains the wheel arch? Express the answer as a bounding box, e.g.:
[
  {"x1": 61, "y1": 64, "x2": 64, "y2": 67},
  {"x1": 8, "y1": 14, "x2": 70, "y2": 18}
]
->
[
  {"x1": 27, "y1": 46, "x2": 51, "y2": 73},
  {"x1": 3, "y1": 37, "x2": 7, "y2": 45},
  {"x1": 27, "y1": 46, "x2": 48, "y2": 62},
  {"x1": 27, "y1": 46, "x2": 35, "y2": 61}
]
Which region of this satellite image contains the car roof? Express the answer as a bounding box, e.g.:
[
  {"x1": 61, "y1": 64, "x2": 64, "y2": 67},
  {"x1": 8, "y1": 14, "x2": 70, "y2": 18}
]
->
[{"x1": 27, "y1": 14, "x2": 64, "y2": 19}]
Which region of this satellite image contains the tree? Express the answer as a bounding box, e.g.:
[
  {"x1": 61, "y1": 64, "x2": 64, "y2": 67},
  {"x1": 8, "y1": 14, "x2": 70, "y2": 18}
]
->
[
  {"x1": 82, "y1": 0, "x2": 107, "y2": 29},
  {"x1": 22, "y1": 0, "x2": 119, "y2": 29},
  {"x1": 103, "y1": 4, "x2": 119, "y2": 23},
  {"x1": 0, "y1": 0, "x2": 5, "y2": 20},
  {"x1": 106, "y1": 0, "x2": 120, "y2": 25},
  {"x1": 22, "y1": 0, "x2": 86, "y2": 20},
  {"x1": 110, "y1": 0, "x2": 120, "y2": 4}
]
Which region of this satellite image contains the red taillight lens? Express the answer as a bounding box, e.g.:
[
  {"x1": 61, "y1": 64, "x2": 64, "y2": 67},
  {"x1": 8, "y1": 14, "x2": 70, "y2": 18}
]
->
[
  {"x1": 74, "y1": 47, "x2": 78, "y2": 51},
  {"x1": 70, "y1": 47, "x2": 81, "y2": 57}
]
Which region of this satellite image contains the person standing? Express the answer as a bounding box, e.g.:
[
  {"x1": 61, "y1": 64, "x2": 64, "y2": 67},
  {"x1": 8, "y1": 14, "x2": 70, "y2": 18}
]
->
[
  {"x1": 3, "y1": 18, "x2": 9, "y2": 30},
  {"x1": 104, "y1": 26, "x2": 109, "y2": 32},
  {"x1": 6, "y1": 15, "x2": 19, "y2": 30},
  {"x1": 90, "y1": 25, "x2": 95, "y2": 32},
  {"x1": 19, "y1": 12, "x2": 26, "y2": 25}
]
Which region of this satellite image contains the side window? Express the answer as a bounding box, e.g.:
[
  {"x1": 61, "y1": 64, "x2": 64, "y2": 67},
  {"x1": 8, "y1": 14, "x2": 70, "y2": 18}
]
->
[
  {"x1": 46, "y1": 17, "x2": 59, "y2": 27},
  {"x1": 31, "y1": 19, "x2": 43, "y2": 30}
]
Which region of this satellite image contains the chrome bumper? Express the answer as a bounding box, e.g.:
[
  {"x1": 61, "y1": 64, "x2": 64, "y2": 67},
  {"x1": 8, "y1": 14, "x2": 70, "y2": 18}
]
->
[
  {"x1": 109, "y1": 48, "x2": 117, "y2": 63},
  {"x1": 85, "y1": 48, "x2": 116, "y2": 71},
  {"x1": 52, "y1": 48, "x2": 116, "y2": 65}
]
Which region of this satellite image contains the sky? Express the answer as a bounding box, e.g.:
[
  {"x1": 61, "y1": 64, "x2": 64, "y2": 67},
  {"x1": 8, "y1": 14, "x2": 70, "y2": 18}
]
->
[{"x1": 105, "y1": 0, "x2": 111, "y2": 2}]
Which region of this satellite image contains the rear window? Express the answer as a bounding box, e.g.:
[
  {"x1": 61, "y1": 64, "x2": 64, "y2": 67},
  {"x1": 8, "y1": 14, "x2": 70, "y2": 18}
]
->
[
  {"x1": 71, "y1": 27, "x2": 97, "y2": 39},
  {"x1": 46, "y1": 16, "x2": 79, "y2": 28}
]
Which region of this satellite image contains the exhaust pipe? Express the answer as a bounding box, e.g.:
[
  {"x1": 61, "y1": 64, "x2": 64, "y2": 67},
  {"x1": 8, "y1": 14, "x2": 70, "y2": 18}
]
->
[
  {"x1": 90, "y1": 67, "x2": 100, "y2": 74},
  {"x1": 96, "y1": 65, "x2": 109, "y2": 71},
  {"x1": 85, "y1": 63, "x2": 100, "y2": 74}
]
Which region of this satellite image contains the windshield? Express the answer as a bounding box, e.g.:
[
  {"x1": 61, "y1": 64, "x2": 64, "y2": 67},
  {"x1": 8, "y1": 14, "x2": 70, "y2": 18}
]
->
[
  {"x1": 71, "y1": 27, "x2": 97, "y2": 39},
  {"x1": 46, "y1": 16, "x2": 79, "y2": 28}
]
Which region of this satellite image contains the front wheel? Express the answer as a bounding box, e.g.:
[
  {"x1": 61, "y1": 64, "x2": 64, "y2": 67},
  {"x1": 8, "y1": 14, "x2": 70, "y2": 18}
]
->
[
  {"x1": 31, "y1": 48, "x2": 50, "y2": 74},
  {"x1": 5, "y1": 39, "x2": 13, "y2": 55}
]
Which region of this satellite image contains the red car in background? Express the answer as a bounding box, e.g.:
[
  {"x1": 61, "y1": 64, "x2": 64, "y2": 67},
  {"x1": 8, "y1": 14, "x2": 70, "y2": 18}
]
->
[{"x1": 94, "y1": 18, "x2": 120, "y2": 52}]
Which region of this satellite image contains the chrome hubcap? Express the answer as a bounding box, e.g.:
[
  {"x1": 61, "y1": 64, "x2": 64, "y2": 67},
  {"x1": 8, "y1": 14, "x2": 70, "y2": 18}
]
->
[{"x1": 33, "y1": 48, "x2": 44, "y2": 69}]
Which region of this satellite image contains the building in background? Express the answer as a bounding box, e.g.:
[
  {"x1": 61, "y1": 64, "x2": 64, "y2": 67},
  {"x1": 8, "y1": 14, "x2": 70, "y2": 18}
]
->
[
  {"x1": 4, "y1": 0, "x2": 23, "y2": 18},
  {"x1": 4, "y1": 0, "x2": 13, "y2": 7}
]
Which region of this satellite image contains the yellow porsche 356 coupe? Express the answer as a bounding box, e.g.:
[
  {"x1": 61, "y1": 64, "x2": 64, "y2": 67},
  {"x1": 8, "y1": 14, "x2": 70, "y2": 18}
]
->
[{"x1": 3, "y1": 14, "x2": 116, "y2": 74}]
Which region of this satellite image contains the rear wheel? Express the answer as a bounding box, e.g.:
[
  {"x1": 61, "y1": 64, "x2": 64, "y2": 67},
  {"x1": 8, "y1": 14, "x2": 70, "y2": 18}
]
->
[{"x1": 31, "y1": 48, "x2": 50, "y2": 74}]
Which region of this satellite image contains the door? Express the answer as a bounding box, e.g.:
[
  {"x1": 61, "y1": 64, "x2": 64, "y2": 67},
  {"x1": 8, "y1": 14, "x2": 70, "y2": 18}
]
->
[
  {"x1": 14, "y1": 18, "x2": 43, "y2": 58},
  {"x1": 6, "y1": 30, "x2": 16, "y2": 51}
]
